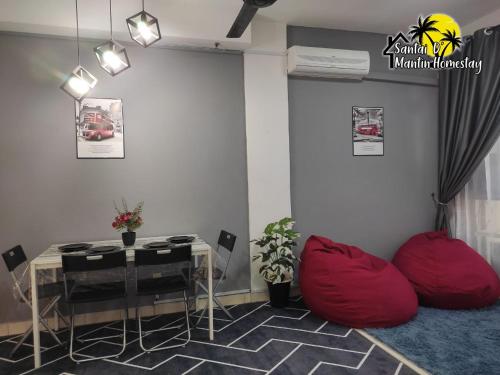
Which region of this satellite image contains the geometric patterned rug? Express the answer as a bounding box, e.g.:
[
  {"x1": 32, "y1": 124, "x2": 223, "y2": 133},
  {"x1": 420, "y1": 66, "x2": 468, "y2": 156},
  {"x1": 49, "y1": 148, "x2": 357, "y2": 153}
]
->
[{"x1": 0, "y1": 297, "x2": 419, "y2": 374}]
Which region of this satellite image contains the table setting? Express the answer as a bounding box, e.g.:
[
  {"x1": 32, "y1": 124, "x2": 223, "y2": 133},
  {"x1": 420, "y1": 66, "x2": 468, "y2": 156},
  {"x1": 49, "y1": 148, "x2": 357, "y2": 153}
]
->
[{"x1": 29, "y1": 199, "x2": 215, "y2": 368}]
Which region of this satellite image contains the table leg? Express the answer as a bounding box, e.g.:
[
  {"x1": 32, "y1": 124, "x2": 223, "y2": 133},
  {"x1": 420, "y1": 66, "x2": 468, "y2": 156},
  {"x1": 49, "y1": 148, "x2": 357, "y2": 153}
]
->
[
  {"x1": 207, "y1": 248, "x2": 214, "y2": 341},
  {"x1": 31, "y1": 263, "x2": 41, "y2": 368}
]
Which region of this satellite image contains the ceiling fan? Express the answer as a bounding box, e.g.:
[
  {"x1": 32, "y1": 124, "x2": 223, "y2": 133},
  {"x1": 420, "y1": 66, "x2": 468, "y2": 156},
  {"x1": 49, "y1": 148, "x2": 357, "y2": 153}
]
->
[{"x1": 226, "y1": 0, "x2": 278, "y2": 38}]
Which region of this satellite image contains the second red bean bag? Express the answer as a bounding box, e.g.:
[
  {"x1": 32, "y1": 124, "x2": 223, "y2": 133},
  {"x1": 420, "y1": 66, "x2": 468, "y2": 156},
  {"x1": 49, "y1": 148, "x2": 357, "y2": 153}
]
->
[
  {"x1": 300, "y1": 235, "x2": 418, "y2": 328},
  {"x1": 393, "y1": 231, "x2": 500, "y2": 309}
]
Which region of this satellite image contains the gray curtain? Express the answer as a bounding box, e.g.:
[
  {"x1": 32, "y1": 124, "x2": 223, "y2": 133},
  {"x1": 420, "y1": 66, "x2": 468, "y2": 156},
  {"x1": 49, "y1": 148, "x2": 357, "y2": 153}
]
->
[{"x1": 436, "y1": 26, "x2": 500, "y2": 231}]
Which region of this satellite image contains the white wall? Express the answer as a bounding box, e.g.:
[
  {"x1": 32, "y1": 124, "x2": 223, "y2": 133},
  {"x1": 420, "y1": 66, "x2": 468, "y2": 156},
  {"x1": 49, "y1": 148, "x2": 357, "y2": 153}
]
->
[
  {"x1": 244, "y1": 18, "x2": 292, "y2": 291},
  {"x1": 462, "y1": 8, "x2": 500, "y2": 35}
]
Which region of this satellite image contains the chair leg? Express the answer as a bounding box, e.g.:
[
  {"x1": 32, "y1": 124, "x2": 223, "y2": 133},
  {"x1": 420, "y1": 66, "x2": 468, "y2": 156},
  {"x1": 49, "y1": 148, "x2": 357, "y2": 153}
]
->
[
  {"x1": 76, "y1": 299, "x2": 128, "y2": 345},
  {"x1": 35, "y1": 296, "x2": 64, "y2": 346},
  {"x1": 183, "y1": 290, "x2": 191, "y2": 347},
  {"x1": 9, "y1": 296, "x2": 63, "y2": 358},
  {"x1": 195, "y1": 302, "x2": 207, "y2": 327},
  {"x1": 137, "y1": 291, "x2": 191, "y2": 353},
  {"x1": 38, "y1": 315, "x2": 62, "y2": 346},
  {"x1": 212, "y1": 295, "x2": 234, "y2": 320},
  {"x1": 69, "y1": 305, "x2": 77, "y2": 363},
  {"x1": 54, "y1": 306, "x2": 70, "y2": 328},
  {"x1": 186, "y1": 279, "x2": 199, "y2": 326},
  {"x1": 137, "y1": 305, "x2": 146, "y2": 352},
  {"x1": 68, "y1": 304, "x2": 128, "y2": 364},
  {"x1": 196, "y1": 281, "x2": 234, "y2": 320},
  {"x1": 9, "y1": 324, "x2": 33, "y2": 358}
]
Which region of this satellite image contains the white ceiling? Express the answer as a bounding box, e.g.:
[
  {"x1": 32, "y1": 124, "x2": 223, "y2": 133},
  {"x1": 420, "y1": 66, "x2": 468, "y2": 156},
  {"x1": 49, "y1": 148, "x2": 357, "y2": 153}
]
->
[
  {"x1": 0, "y1": 0, "x2": 498, "y2": 50},
  {"x1": 258, "y1": 0, "x2": 500, "y2": 34},
  {"x1": 0, "y1": 0, "x2": 253, "y2": 49}
]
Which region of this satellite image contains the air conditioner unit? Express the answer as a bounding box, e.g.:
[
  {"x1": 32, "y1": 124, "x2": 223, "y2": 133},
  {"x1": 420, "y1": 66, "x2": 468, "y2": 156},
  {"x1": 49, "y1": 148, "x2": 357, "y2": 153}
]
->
[{"x1": 287, "y1": 46, "x2": 370, "y2": 80}]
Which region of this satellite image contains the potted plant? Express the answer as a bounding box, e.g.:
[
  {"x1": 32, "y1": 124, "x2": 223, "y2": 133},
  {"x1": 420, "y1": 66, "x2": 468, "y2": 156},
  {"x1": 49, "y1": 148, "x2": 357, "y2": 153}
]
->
[
  {"x1": 252, "y1": 217, "x2": 300, "y2": 307},
  {"x1": 112, "y1": 199, "x2": 144, "y2": 246}
]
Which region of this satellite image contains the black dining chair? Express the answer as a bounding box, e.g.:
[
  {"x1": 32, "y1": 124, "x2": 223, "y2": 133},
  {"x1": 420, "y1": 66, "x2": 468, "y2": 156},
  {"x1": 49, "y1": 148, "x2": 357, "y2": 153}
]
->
[
  {"x1": 2, "y1": 245, "x2": 68, "y2": 358},
  {"x1": 187, "y1": 230, "x2": 237, "y2": 324},
  {"x1": 62, "y1": 250, "x2": 128, "y2": 363},
  {"x1": 134, "y1": 245, "x2": 192, "y2": 353}
]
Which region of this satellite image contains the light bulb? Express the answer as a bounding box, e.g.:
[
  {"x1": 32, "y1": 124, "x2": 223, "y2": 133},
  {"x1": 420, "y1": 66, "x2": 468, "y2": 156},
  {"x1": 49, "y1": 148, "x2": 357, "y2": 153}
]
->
[
  {"x1": 137, "y1": 21, "x2": 153, "y2": 41},
  {"x1": 68, "y1": 76, "x2": 90, "y2": 95},
  {"x1": 103, "y1": 50, "x2": 123, "y2": 70}
]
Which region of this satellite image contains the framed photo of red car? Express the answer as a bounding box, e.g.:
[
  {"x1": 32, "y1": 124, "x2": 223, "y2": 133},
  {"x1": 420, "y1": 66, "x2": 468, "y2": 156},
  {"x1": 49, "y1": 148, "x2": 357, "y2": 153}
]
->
[
  {"x1": 352, "y1": 106, "x2": 384, "y2": 156},
  {"x1": 75, "y1": 98, "x2": 125, "y2": 159}
]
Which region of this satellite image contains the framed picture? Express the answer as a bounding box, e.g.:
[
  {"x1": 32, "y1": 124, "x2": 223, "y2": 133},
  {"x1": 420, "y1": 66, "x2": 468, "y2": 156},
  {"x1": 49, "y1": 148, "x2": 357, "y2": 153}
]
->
[
  {"x1": 352, "y1": 106, "x2": 384, "y2": 156},
  {"x1": 75, "y1": 98, "x2": 125, "y2": 159}
]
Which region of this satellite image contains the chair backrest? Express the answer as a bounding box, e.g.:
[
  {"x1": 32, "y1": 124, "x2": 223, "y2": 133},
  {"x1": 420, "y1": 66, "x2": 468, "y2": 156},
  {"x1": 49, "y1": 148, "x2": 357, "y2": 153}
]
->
[
  {"x1": 134, "y1": 245, "x2": 191, "y2": 267},
  {"x1": 212, "y1": 231, "x2": 237, "y2": 281},
  {"x1": 2, "y1": 245, "x2": 27, "y2": 273},
  {"x1": 62, "y1": 250, "x2": 127, "y2": 273},
  {"x1": 62, "y1": 251, "x2": 128, "y2": 300},
  {"x1": 218, "y1": 230, "x2": 237, "y2": 253}
]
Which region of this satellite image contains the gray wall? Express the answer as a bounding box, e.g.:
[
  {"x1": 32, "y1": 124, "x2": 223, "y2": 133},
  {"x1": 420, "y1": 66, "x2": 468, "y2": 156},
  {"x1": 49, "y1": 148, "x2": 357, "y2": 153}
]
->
[
  {"x1": 0, "y1": 33, "x2": 249, "y2": 323},
  {"x1": 288, "y1": 26, "x2": 438, "y2": 259}
]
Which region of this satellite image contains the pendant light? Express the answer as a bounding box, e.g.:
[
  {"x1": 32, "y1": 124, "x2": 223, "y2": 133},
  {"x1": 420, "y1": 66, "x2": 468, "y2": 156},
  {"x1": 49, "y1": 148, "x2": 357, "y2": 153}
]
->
[
  {"x1": 126, "y1": 0, "x2": 161, "y2": 47},
  {"x1": 94, "y1": 0, "x2": 131, "y2": 76},
  {"x1": 60, "y1": 0, "x2": 97, "y2": 101}
]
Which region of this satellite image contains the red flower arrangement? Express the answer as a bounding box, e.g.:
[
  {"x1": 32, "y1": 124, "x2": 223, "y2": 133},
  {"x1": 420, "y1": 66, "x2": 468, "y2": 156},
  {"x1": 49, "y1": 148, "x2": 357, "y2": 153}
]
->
[{"x1": 112, "y1": 199, "x2": 144, "y2": 232}]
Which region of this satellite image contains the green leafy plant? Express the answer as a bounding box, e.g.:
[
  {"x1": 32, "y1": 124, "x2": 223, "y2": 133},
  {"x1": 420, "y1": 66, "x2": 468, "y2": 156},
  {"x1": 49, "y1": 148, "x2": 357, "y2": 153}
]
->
[{"x1": 251, "y1": 217, "x2": 300, "y2": 284}]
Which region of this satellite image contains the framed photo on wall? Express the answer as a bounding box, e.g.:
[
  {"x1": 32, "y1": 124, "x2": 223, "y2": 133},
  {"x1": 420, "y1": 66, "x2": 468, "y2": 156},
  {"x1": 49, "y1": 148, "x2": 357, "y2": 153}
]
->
[
  {"x1": 75, "y1": 98, "x2": 125, "y2": 159},
  {"x1": 352, "y1": 106, "x2": 384, "y2": 156}
]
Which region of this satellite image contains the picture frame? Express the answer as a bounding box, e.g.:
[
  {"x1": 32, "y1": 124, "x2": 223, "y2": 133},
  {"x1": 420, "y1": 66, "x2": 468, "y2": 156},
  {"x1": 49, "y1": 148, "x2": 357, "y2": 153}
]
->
[
  {"x1": 75, "y1": 98, "x2": 125, "y2": 159},
  {"x1": 352, "y1": 106, "x2": 384, "y2": 156}
]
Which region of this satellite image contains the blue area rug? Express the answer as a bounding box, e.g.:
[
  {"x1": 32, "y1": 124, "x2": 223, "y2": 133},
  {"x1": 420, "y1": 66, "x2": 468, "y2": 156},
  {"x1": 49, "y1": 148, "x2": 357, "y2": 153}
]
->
[{"x1": 367, "y1": 302, "x2": 500, "y2": 375}]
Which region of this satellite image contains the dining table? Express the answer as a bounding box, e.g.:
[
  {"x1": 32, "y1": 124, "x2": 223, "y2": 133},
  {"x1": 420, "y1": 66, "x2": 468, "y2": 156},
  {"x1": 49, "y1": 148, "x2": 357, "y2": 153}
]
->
[{"x1": 30, "y1": 234, "x2": 214, "y2": 368}]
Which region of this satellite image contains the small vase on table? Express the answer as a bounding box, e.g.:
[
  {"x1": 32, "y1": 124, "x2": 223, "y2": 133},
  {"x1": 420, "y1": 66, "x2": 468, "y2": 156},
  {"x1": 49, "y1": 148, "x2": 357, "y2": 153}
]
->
[
  {"x1": 121, "y1": 230, "x2": 136, "y2": 247},
  {"x1": 112, "y1": 199, "x2": 144, "y2": 248}
]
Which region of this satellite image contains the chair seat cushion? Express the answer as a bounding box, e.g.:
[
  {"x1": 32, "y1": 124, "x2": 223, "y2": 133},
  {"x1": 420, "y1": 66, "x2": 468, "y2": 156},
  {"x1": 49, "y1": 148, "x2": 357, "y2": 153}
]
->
[
  {"x1": 393, "y1": 231, "x2": 500, "y2": 309},
  {"x1": 67, "y1": 281, "x2": 126, "y2": 303},
  {"x1": 136, "y1": 274, "x2": 187, "y2": 296},
  {"x1": 300, "y1": 235, "x2": 418, "y2": 328}
]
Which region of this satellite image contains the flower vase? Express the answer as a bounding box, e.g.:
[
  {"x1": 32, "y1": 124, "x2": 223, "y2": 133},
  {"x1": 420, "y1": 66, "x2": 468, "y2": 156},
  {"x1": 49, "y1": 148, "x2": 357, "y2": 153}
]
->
[{"x1": 122, "y1": 231, "x2": 136, "y2": 247}]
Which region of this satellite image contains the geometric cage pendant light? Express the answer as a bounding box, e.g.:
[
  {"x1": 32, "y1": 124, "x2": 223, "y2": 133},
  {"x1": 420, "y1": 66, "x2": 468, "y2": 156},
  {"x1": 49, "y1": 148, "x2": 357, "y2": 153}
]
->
[
  {"x1": 60, "y1": 0, "x2": 97, "y2": 101},
  {"x1": 94, "y1": 0, "x2": 131, "y2": 76},
  {"x1": 126, "y1": 0, "x2": 161, "y2": 47}
]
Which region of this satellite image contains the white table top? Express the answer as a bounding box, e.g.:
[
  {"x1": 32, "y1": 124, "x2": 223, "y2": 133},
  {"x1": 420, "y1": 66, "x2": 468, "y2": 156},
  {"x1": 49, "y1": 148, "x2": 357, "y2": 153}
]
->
[{"x1": 32, "y1": 234, "x2": 211, "y2": 268}]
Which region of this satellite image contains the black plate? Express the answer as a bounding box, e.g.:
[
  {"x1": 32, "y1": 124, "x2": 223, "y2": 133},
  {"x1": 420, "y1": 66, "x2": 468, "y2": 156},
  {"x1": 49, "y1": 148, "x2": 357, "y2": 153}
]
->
[
  {"x1": 89, "y1": 246, "x2": 120, "y2": 253},
  {"x1": 143, "y1": 241, "x2": 171, "y2": 249},
  {"x1": 167, "y1": 236, "x2": 195, "y2": 244},
  {"x1": 58, "y1": 243, "x2": 92, "y2": 252}
]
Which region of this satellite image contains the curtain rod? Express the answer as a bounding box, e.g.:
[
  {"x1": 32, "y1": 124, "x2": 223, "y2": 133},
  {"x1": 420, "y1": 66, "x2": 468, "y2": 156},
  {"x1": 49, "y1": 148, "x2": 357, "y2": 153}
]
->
[{"x1": 483, "y1": 24, "x2": 500, "y2": 36}]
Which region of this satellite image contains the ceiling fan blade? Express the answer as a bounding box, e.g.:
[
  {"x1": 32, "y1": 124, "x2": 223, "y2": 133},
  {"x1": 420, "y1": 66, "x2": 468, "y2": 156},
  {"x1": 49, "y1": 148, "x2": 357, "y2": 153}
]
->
[{"x1": 226, "y1": 3, "x2": 258, "y2": 38}]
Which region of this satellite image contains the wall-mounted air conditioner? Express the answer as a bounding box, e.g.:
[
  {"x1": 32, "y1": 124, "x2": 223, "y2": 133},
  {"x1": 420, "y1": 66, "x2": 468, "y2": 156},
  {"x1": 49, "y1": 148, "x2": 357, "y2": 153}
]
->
[{"x1": 287, "y1": 45, "x2": 370, "y2": 80}]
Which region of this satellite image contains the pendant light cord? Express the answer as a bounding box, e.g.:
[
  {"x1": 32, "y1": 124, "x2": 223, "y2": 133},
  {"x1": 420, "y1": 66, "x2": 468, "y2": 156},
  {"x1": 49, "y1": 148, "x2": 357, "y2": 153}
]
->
[
  {"x1": 75, "y1": 0, "x2": 80, "y2": 65},
  {"x1": 109, "y1": 0, "x2": 113, "y2": 40},
  {"x1": 142, "y1": 0, "x2": 145, "y2": 11}
]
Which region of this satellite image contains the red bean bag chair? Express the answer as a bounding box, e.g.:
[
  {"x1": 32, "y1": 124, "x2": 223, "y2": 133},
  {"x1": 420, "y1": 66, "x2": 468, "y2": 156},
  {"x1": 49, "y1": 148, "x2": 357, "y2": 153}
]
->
[
  {"x1": 393, "y1": 231, "x2": 500, "y2": 309},
  {"x1": 300, "y1": 235, "x2": 418, "y2": 328}
]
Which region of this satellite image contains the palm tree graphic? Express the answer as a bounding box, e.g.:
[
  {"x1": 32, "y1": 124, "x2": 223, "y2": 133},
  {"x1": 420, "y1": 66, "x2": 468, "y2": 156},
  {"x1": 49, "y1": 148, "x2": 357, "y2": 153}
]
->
[
  {"x1": 409, "y1": 15, "x2": 439, "y2": 56},
  {"x1": 439, "y1": 29, "x2": 463, "y2": 58}
]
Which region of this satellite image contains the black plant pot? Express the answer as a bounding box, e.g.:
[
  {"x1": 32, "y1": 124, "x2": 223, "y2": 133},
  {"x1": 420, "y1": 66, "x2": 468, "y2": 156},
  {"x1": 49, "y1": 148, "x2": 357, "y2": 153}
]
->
[
  {"x1": 267, "y1": 281, "x2": 291, "y2": 308},
  {"x1": 122, "y1": 231, "x2": 136, "y2": 247}
]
